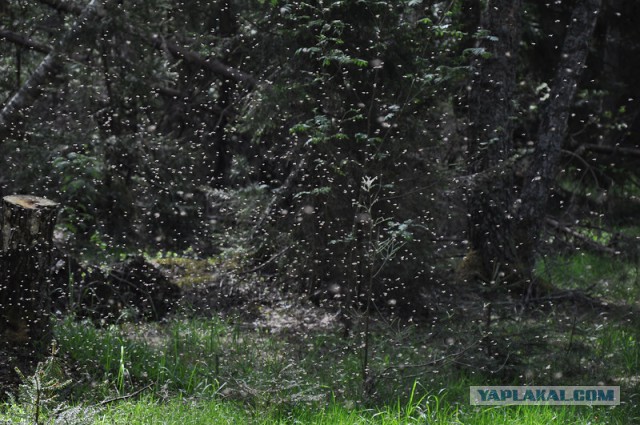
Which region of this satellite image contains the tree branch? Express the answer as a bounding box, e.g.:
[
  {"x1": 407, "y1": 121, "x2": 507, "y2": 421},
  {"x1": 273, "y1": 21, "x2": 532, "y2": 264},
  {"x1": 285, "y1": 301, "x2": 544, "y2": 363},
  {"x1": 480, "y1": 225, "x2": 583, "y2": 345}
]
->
[
  {"x1": 252, "y1": 156, "x2": 308, "y2": 238},
  {"x1": 149, "y1": 36, "x2": 256, "y2": 87},
  {"x1": 0, "y1": 29, "x2": 51, "y2": 54},
  {"x1": 0, "y1": 29, "x2": 235, "y2": 121},
  {"x1": 576, "y1": 143, "x2": 640, "y2": 159},
  {"x1": 0, "y1": 0, "x2": 107, "y2": 137}
]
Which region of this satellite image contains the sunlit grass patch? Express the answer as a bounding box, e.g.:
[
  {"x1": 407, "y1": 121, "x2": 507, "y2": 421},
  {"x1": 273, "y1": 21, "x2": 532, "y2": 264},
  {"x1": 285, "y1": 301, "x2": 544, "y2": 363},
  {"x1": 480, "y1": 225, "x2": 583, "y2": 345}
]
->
[
  {"x1": 94, "y1": 396, "x2": 246, "y2": 425},
  {"x1": 34, "y1": 391, "x2": 640, "y2": 425},
  {"x1": 52, "y1": 313, "x2": 459, "y2": 406},
  {"x1": 463, "y1": 404, "x2": 634, "y2": 425},
  {"x1": 153, "y1": 255, "x2": 221, "y2": 287},
  {"x1": 55, "y1": 317, "x2": 224, "y2": 399}
]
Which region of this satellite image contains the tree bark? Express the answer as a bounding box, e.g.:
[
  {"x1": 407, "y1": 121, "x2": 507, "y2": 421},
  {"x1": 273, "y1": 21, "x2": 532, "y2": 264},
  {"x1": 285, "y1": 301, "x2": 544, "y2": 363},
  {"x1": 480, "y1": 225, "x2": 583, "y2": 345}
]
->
[
  {"x1": 465, "y1": 0, "x2": 602, "y2": 292},
  {"x1": 466, "y1": 0, "x2": 523, "y2": 280},
  {"x1": 0, "y1": 195, "x2": 58, "y2": 362}
]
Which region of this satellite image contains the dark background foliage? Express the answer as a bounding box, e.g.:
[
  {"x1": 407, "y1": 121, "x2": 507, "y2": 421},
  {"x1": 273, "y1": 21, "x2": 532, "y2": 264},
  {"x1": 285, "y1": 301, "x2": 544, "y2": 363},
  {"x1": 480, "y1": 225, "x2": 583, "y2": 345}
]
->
[{"x1": 1, "y1": 0, "x2": 639, "y2": 312}]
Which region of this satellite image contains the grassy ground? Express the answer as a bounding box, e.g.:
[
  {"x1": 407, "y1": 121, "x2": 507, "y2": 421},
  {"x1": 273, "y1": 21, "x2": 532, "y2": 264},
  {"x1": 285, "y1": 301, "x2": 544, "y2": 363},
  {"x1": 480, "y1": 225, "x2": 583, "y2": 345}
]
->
[{"x1": 2, "y1": 252, "x2": 640, "y2": 424}]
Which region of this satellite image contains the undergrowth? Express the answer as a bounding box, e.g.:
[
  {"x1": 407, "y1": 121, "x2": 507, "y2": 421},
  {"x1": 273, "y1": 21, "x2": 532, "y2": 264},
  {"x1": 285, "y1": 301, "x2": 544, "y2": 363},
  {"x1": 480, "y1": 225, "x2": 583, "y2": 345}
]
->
[{"x1": 2, "y1": 252, "x2": 640, "y2": 424}]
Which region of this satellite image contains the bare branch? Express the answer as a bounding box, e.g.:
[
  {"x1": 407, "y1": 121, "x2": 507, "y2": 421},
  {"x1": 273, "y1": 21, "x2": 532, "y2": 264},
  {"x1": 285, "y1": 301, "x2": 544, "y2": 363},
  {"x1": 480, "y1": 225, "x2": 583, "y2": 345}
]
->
[
  {"x1": 149, "y1": 36, "x2": 256, "y2": 87},
  {"x1": 576, "y1": 143, "x2": 640, "y2": 159},
  {"x1": 252, "y1": 156, "x2": 308, "y2": 238},
  {"x1": 0, "y1": 29, "x2": 51, "y2": 54}
]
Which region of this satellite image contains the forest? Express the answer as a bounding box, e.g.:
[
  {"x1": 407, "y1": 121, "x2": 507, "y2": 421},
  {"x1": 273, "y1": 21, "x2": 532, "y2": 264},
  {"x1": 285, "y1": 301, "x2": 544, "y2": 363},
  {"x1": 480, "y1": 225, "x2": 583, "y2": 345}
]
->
[{"x1": 1, "y1": 0, "x2": 639, "y2": 423}]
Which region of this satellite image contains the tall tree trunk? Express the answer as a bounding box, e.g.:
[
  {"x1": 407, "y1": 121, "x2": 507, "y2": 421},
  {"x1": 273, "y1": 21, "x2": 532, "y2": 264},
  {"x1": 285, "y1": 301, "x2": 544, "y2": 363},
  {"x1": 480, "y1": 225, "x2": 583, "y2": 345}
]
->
[
  {"x1": 602, "y1": 0, "x2": 623, "y2": 117},
  {"x1": 466, "y1": 0, "x2": 523, "y2": 281},
  {"x1": 465, "y1": 0, "x2": 602, "y2": 293},
  {"x1": 206, "y1": 0, "x2": 238, "y2": 188},
  {"x1": 518, "y1": 0, "x2": 602, "y2": 294}
]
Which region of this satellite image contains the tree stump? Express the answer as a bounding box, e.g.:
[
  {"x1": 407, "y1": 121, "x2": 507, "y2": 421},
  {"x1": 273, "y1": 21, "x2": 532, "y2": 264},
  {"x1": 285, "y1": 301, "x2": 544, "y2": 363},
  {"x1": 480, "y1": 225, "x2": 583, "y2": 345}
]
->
[{"x1": 0, "y1": 195, "x2": 58, "y2": 373}]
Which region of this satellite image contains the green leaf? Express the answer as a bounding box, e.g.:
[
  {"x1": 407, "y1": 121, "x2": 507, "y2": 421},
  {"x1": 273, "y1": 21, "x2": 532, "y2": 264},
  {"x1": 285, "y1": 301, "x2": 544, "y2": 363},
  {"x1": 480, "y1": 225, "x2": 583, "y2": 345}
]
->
[{"x1": 353, "y1": 58, "x2": 368, "y2": 67}]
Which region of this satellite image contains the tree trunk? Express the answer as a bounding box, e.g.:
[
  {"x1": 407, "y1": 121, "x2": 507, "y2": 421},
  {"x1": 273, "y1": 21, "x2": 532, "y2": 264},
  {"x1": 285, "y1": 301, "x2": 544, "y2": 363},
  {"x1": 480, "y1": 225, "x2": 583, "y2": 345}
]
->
[
  {"x1": 0, "y1": 195, "x2": 58, "y2": 371},
  {"x1": 465, "y1": 0, "x2": 602, "y2": 294},
  {"x1": 465, "y1": 0, "x2": 523, "y2": 281},
  {"x1": 518, "y1": 0, "x2": 602, "y2": 293}
]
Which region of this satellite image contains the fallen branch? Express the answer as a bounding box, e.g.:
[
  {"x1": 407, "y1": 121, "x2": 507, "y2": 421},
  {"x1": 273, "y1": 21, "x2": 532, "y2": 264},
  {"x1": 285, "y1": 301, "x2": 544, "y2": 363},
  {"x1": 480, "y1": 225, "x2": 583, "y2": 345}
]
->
[
  {"x1": 149, "y1": 35, "x2": 256, "y2": 87},
  {"x1": 52, "y1": 383, "x2": 153, "y2": 421},
  {"x1": 96, "y1": 383, "x2": 154, "y2": 406},
  {"x1": 376, "y1": 340, "x2": 481, "y2": 382},
  {"x1": 545, "y1": 217, "x2": 618, "y2": 255},
  {"x1": 238, "y1": 245, "x2": 292, "y2": 275}
]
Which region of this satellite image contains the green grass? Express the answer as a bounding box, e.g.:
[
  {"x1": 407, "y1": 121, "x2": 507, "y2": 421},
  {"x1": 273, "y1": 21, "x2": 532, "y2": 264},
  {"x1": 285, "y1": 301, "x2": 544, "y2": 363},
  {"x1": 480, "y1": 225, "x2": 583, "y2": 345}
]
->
[
  {"x1": 3, "y1": 247, "x2": 640, "y2": 424},
  {"x1": 536, "y1": 252, "x2": 640, "y2": 302},
  {"x1": 596, "y1": 326, "x2": 640, "y2": 379},
  {"x1": 95, "y1": 396, "x2": 247, "y2": 425},
  {"x1": 2, "y1": 385, "x2": 628, "y2": 425},
  {"x1": 54, "y1": 317, "x2": 227, "y2": 399},
  {"x1": 94, "y1": 395, "x2": 633, "y2": 424},
  {"x1": 1, "y1": 313, "x2": 637, "y2": 424},
  {"x1": 52, "y1": 314, "x2": 449, "y2": 404},
  {"x1": 4, "y1": 390, "x2": 636, "y2": 424}
]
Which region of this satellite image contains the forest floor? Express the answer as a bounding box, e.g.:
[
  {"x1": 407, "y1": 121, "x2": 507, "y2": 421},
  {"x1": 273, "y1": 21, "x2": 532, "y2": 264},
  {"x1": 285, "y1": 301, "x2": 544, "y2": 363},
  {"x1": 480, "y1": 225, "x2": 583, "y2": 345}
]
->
[{"x1": 2, "y1": 251, "x2": 640, "y2": 424}]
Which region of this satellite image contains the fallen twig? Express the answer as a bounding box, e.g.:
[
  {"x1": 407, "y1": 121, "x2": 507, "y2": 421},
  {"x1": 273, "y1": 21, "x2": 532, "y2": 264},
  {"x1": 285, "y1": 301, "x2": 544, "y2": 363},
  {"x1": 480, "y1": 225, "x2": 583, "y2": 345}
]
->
[{"x1": 96, "y1": 383, "x2": 154, "y2": 406}]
